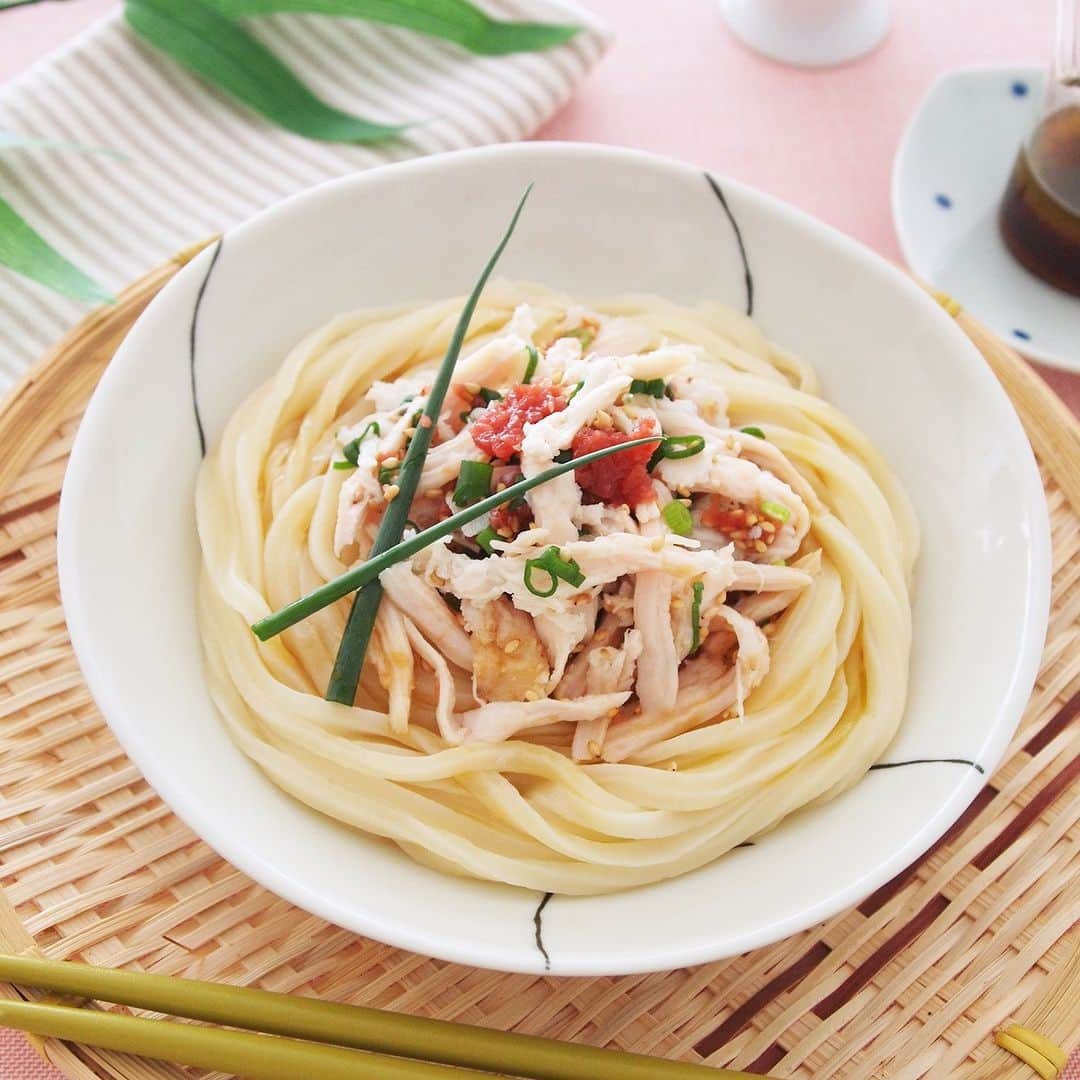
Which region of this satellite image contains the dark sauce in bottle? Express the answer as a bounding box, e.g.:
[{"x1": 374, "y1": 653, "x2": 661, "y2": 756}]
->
[{"x1": 999, "y1": 105, "x2": 1080, "y2": 297}]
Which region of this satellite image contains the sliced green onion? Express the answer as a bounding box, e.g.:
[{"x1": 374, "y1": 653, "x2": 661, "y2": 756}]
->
[
  {"x1": 553, "y1": 449, "x2": 574, "y2": 464},
  {"x1": 475, "y1": 525, "x2": 499, "y2": 554},
  {"x1": 377, "y1": 464, "x2": 399, "y2": 486},
  {"x1": 332, "y1": 420, "x2": 380, "y2": 469},
  {"x1": 478, "y1": 387, "x2": 502, "y2": 403},
  {"x1": 567, "y1": 380, "x2": 585, "y2": 402},
  {"x1": 760, "y1": 499, "x2": 791, "y2": 524},
  {"x1": 648, "y1": 432, "x2": 706, "y2": 471},
  {"x1": 523, "y1": 345, "x2": 540, "y2": 383},
  {"x1": 523, "y1": 546, "x2": 585, "y2": 597},
  {"x1": 323, "y1": 184, "x2": 533, "y2": 705},
  {"x1": 523, "y1": 560, "x2": 558, "y2": 597},
  {"x1": 251, "y1": 434, "x2": 663, "y2": 641},
  {"x1": 690, "y1": 580, "x2": 704, "y2": 655},
  {"x1": 662, "y1": 500, "x2": 694, "y2": 536},
  {"x1": 629, "y1": 377, "x2": 666, "y2": 397},
  {"x1": 565, "y1": 326, "x2": 595, "y2": 349},
  {"x1": 740, "y1": 425, "x2": 766, "y2": 440},
  {"x1": 661, "y1": 434, "x2": 705, "y2": 459},
  {"x1": 452, "y1": 460, "x2": 493, "y2": 507}
]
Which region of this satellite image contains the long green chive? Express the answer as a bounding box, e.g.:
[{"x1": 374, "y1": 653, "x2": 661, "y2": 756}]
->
[
  {"x1": 740, "y1": 425, "x2": 766, "y2": 440},
  {"x1": 760, "y1": 499, "x2": 791, "y2": 524},
  {"x1": 662, "y1": 500, "x2": 694, "y2": 536},
  {"x1": 332, "y1": 421, "x2": 380, "y2": 469},
  {"x1": 629, "y1": 377, "x2": 665, "y2": 397},
  {"x1": 452, "y1": 460, "x2": 493, "y2": 507},
  {"x1": 478, "y1": 387, "x2": 502, "y2": 403},
  {"x1": 475, "y1": 525, "x2": 499, "y2": 554},
  {"x1": 523, "y1": 345, "x2": 540, "y2": 383},
  {"x1": 524, "y1": 546, "x2": 585, "y2": 597},
  {"x1": 323, "y1": 185, "x2": 533, "y2": 705},
  {"x1": 251, "y1": 435, "x2": 661, "y2": 641},
  {"x1": 690, "y1": 580, "x2": 704, "y2": 655}
]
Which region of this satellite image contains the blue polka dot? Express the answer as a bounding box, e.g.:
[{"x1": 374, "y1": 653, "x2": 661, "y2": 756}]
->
[
  {"x1": 1012, "y1": 328, "x2": 1031, "y2": 341},
  {"x1": 1011, "y1": 81, "x2": 1029, "y2": 97},
  {"x1": 935, "y1": 193, "x2": 953, "y2": 209}
]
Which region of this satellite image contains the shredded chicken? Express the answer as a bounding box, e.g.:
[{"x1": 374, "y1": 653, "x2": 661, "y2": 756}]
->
[
  {"x1": 461, "y1": 597, "x2": 550, "y2": 703},
  {"x1": 332, "y1": 303, "x2": 818, "y2": 757}
]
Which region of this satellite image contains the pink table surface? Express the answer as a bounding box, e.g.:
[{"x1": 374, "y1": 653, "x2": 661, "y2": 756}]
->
[{"x1": 1, "y1": 2, "x2": 1077, "y2": 1078}]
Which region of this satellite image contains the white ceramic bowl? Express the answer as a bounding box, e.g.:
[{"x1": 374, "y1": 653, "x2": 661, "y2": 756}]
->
[{"x1": 58, "y1": 143, "x2": 1050, "y2": 976}]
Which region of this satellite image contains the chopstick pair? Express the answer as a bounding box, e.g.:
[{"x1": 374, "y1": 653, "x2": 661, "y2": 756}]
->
[{"x1": 0, "y1": 954, "x2": 773, "y2": 1079}]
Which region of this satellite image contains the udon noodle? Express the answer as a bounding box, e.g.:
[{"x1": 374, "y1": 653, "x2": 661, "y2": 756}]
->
[{"x1": 196, "y1": 281, "x2": 916, "y2": 895}]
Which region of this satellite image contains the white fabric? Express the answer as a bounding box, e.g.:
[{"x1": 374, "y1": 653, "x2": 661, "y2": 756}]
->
[{"x1": 0, "y1": 1, "x2": 609, "y2": 391}]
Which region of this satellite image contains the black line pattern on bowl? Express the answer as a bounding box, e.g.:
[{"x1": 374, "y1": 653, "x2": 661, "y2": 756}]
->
[
  {"x1": 870, "y1": 758, "x2": 985, "y2": 775},
  {"x1": 705, "y1": 173, "x2": 753, "y2": 316},
  {"x1": 189, "y1": 238, "x2": 224, "y2": 457},
  {"x1": 533, "y1": 892, "x2": 553, "y2": 970}
]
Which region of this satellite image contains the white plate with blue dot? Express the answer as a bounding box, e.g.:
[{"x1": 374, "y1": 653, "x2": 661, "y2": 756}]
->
[{"x1": 892, "y1": 65, "x2": 1080, "y2": 373}]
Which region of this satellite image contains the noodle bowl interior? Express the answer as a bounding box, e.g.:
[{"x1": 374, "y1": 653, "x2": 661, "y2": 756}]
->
[{"x1": 197, "y1": 281, "x2": 916, "y2": 895}]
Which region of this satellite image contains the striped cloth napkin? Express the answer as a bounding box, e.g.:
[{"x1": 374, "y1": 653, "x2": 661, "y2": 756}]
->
[{"x1": 0, "y1": 0, "x2": 609, "y2": 393}]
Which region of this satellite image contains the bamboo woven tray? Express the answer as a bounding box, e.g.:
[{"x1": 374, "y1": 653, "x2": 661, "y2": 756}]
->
[{"x1": 0, "y1": 244, "x2": 1076, "y2": 1080}]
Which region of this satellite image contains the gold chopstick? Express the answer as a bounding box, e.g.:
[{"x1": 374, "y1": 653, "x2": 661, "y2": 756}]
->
[
  {"x1": 0, "y1": 998, "x2": 482, "y2": 1080},
  {"x1": 0, "y1": 953, "x2": 771, "y2": 1079}
]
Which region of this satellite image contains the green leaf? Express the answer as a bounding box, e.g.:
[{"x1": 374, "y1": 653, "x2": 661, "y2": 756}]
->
[
  {"x1": 201, "y1": 0, "x2": 580, "y2": 55},
  {"x1": 0, "y1": 131, "x2": 126, "y2": 159},
  {"x1": 0, "y1": 196, "x2": 112, "y2": 303},
  {"x1": 123, "y1": 0, "x2": 407, "y2": 144}
]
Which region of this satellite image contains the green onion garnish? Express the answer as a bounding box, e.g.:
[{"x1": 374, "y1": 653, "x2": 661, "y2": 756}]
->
[
  {"x1": 690, "y1": 580, "x2": 704, "y2": 655},
  {"x1": 377, "y1": 464, "x2": 399, "y2": 486},
  {"x1": 251, "y1": 435, "x2": 663, "y2": 642},
  {"x1": 523, "y1": 345, "x2": 540, "y2": 383},
  {"x1": 662, "y1": 500, "x2": 694, "y2": 536},
  {"x1": 323, "y1": 184, "x2": 533, "y2": 706},
  {"x1": 554, "y1": 449, "x2": 574, "y2": 464},
  {"x1": 567, "y1": 380, "x2": 585, "y2": 402},
  {"x1": 760, "y1": 499, "x2": 791, "y2": 524},
  {"x1": 629, "y1": 377, "x2": 666, "y2": 397},
  {"x1": 478, "y1": 387, "x2": 502, "y2": 403},
  {"x1": 565, "y1": 326, "x2": 595, "y2": 349},
  {"x1": 332, "y1": 421, "x2": 380, "y2": 469},
  {"x1": 476, "y1": 525, "x2": 499, "y2": 554},
  {"x1": 661, "y1": 434, "x2": 705, "y2": 459},
  {"x1": 740, "y1": 425, "x2": 766, "y2": 440},
  {"x1": 648, "y1": 432, "x2": 706, "y2": 470},
  {"x1": 523, "y1": 546, "x2": 586, "y2": 597},
  {"x1": 452, "y1": 460, "x2": 493, "y2": 507}
]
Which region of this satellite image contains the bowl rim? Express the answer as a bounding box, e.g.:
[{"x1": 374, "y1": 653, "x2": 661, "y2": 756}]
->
[{"x1": 57, "y1": 140, "x2": 1051, "y2": 974}]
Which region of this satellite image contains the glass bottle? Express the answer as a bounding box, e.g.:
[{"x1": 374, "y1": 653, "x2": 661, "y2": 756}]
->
[{"x1": 998, "y1": 0, "x2": 1080, "y2": 297}]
